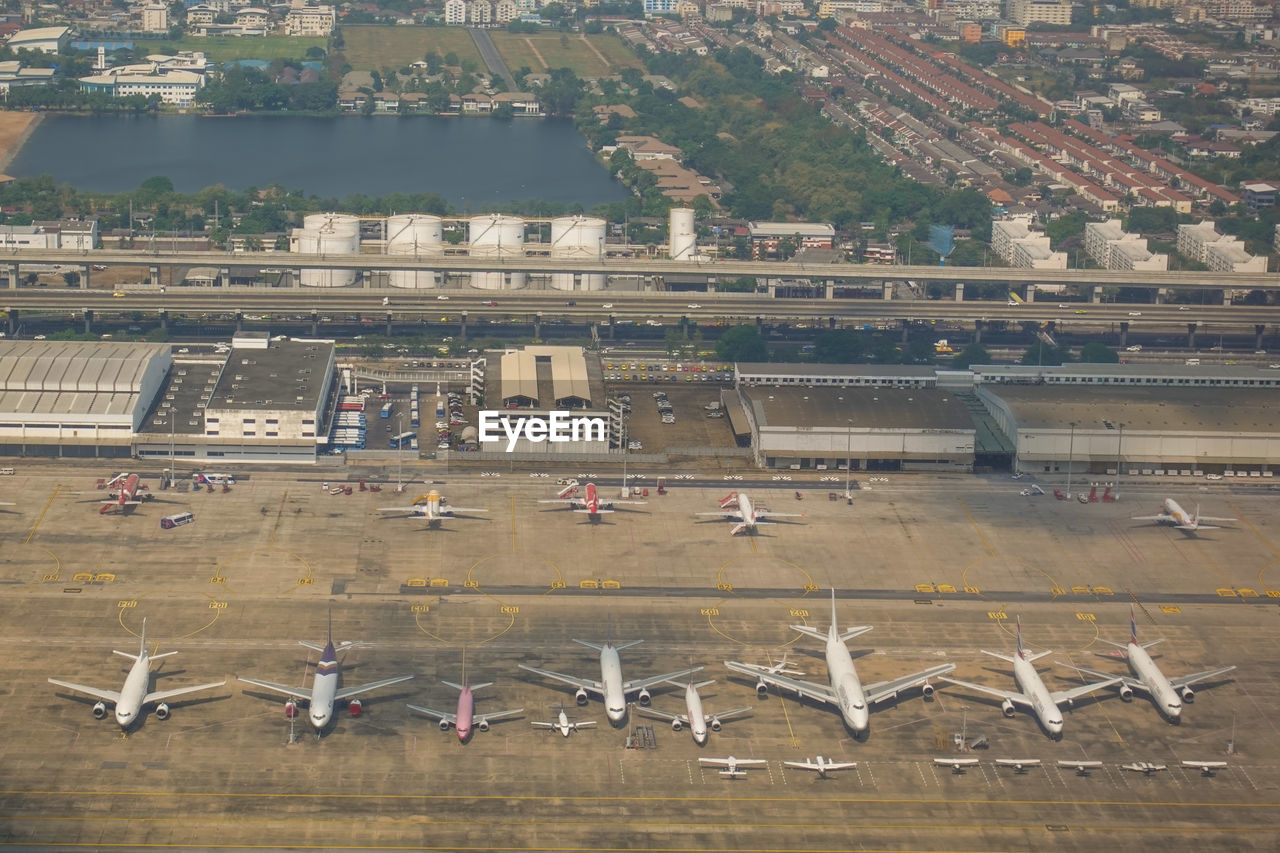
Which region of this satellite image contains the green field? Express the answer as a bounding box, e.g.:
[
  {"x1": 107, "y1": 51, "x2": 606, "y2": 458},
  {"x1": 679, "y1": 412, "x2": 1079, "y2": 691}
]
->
[
  {"x1": 339, "y1": 26, "x2": 481, "y2": 72},
  {"x1": 144, "y1": 35, "x2": 327, "y2": 63},
  {"x1": 490, "y1": 31, "x2": 641, "y2": 77}
]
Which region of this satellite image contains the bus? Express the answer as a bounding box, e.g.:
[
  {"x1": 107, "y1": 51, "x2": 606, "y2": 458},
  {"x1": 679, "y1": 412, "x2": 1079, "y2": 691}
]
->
[
  {"x1": 380, "y1": 402, "x2": 393, "y2": 419},
  {"x1": 389, "y1": 431, "x2": 417, "y2": 449}
]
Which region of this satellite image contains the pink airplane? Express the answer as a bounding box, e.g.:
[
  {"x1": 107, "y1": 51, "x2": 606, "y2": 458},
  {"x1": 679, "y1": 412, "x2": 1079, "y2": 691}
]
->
[{"x1": 407, "y1": 680, "x2": 523, "y2": 743}]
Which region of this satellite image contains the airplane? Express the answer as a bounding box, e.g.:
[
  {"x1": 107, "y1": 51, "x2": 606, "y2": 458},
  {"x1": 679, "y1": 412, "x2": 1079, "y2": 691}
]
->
[
  {"x1": 1183, "y1": 760, "x2": 1228, "y2": 777},
  {"x1": 994, "y1": 758, "x2": 1042, "y2": 774},
  {"x1": 698, "y1": 756, "x2": 766, "y2": 779},
  {"x1": 1058, "y1": 759, "x2": 1102, "y2": 776},
  {"x1": 695, "y1": 491, "x2": 802, "y2": 536},
  {"x1": 1132, "y1": 498, "x2": 1235, "y2": 533},
  {"x1": 48, "y1": 617, "x2": 225, "y2": 730},
  {"x1": 236, "y1": 610, "x2": 414, "y2": 736},
  {"x1": 935, "y1": 757, "x2": 980, "y2": 774},
  {"x1": 1055, "y1": 606, "x2": 1235, "y2": 723},
  {"x1": 518, "y1": 639, "x2": 701, "y2": 726},
  {"x1": 783, "y1": 756, "x2": 858, "y2": 778},
  {"x1": 96, "y1": 473, "x2": 152, "y2": 515},
  {"x1": 407, "y1": 680, "x2": 523, "y2": 743},
  {"x1": 531, "y1": 705, "x2": 596, "y2": 737},
  {"x1": 538, "y1": 480, "x2": 646, "y2": 520},
  {"x1": 635, "y1": 678, "x2": 750, "y2": 745},
  {"x1": 1122, "y1": 761, "x2": 1167, "y2": 776},
  {"x1": 938, "y1": 617, "x2": 1121, "y2": 739},
  {"x1": 378, "y1": 489, "x2": 487, "y2": 528},
  {"x1": 724, "y1": 590, "x2": 955, "y2": 738}
]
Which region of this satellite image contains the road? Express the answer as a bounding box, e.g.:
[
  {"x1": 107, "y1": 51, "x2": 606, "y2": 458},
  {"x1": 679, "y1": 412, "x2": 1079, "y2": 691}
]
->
[{"x1": 469, "y1": 27, "x2": 516, "y2": 91}]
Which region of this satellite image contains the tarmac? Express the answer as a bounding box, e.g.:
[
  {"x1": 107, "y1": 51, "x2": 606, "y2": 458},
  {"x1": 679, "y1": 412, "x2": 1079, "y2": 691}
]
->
[{"x1": 2, "y1": 462, "x2": 1278, "y2": 851}]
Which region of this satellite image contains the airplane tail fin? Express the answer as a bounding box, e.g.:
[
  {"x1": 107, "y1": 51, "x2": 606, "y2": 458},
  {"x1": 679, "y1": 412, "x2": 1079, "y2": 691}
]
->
[
  {"x1": 719, "y1": 492, "x2": 738, "y2": 508},
  {"x1": 791, "y1": 624, "x2": 829, "y2": 642},
  {"x1": 1192, "y1": 504, "x2": 1200, "y2": 529},
  {"x1": 1016, "y1": 615, "x2": 1025, "y2": 658},
  {"x1": 1130, "y1": 606, "x2": 1138, "y2": 645},
  {"x1": 140, "y1": 616, "x2": 148, "y2": 658},
  {"x1": 444, "y1": 680, "x2": 491, "y2": 693},
  {"x1": 326, "y1": 604, "x2": 333, "y2": 646},
  {"x1": 614, "y1": 639, "x2": 643, "y2": 651}
]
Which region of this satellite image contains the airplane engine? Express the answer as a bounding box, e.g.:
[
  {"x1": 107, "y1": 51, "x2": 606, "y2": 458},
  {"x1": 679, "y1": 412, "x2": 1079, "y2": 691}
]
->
[
  {"x1": 755, "y1": 680, "x2": 769, "y2": 698},
  {"x1": 477, "y1": 719, "x2": 489, "y2": 733},
  {"x1": 709, "y1": 717, "x2": 722, "y2": 732},
  {"x1": 670, "y1": 719, "x2": 682, "y2": 732},
  {"x1": 1181, "y1": 687, "x2": 1195, "y2": 703},
  {"x1": 1001, "y1": 699, "x2": 1016, "y2": 718},
  {"x1": 348, "y1": 698, "x2": 363, "y2": 717},
  {"x1": 284, "y1": 700, "x2": 298, "y2": 718},
  {"x1": 92, "y1": 701, "x2": 107, "y2": 720},
  {"x1": 1118, "y1": 684, "x2": 1134, "y2": 702},
  {"x1": 439, "y1": 719, "x2": 452, "y2": 732},
  {"x1": 637, "y1": 689, "x2": 652, "y2": 707},
  {"x1": 921, "y1": 682, "x2": 935, "y2": 700},
  {"x1": 574, "y1": 689, "x2": 589, "y2": 706},
  {"x1": 155, "y1": 703, "x2": 170, "y2": 721}
]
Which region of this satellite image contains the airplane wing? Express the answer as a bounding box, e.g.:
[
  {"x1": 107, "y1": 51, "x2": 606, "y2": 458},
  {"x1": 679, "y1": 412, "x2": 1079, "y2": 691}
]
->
[
  {"x1": 622, "y1": 666, "x2": 703, "y2": 695},
  {"x1": 235, "y1": 676, "x2": 312, "y2": 701},
  {"x1": 1196, "y1": 516, "x2": 1236, "y2": 523},
  {"x1": 707, "y1": 706, "x2": 752, "y2": 723},
  {"x1": 784, "y1": 759, "x2": 857, "y2": 772},
  {"x1": 1050, "y1": 676, "x2": 1122, "y2": 707},
  {"x1": 864, "y1": 663, "x2": 956, "y2": 704},
  {"x1": 517, "y1": 664, "x2": 603, "y2": 696},
  {"x1": 441, "y1": 507, "x2": 488, "y2": 515},
  {"x1": 756, "y1": 511, "x2": 803, "y2": 519},
  {"x1": 334, "y1": 674, "x2": 415, "y2": 701},
  {"x1": 725, "y1": 660, "x2": 836, "y2": 705},
  {"x1": 636, "y1": 706, "x2": 688, "y2": 725},
  {"x1": 1055, "y1": 661, "x2": 1143, "y2": 693},
  {"x1": 1131, "y1": 514, "x2": 1170, "y2": 521},
  {"x1": 48, "y1": 678, "x2": 121, "y2": 704},
  {"x1": 695, "y1": 511, "x2": 744, "y2": 518},
  {"x1": 145, "y1": 680, "x2": 226, "y2": 705},
  {"x1": 475, "y1": 708, "x2": 524, "y2": 726},
  {"x1": 1169, "y1": 666, "x2": 1236, "y2": 690},
  {"x1": 573, "y1": 507, "x2": 614, "y2": 513},
  {"x1": 406, "y1": 704, "x2": 456, "y2": 726},
  {"x1": 699, "y1": 757, "x2": 766, "y2": 767},
  {"x1": 378, "y1": 506, "x2": 424, "y2": 514},
  {"x1": 1177, "y1": 523, "x2": 1219, "y2": 531},
  {"x1": 938, "y1": 677, "x2": 1033, "y2": 708}
]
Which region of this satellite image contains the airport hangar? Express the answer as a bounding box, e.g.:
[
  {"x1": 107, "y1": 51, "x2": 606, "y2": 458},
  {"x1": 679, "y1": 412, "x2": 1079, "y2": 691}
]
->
[
  {"x1": 724, "y1": 361, "x2": 1280, "y2": 474},
  {"x1": 0, "y1": 335, "x2": 338, "y2": 463}
]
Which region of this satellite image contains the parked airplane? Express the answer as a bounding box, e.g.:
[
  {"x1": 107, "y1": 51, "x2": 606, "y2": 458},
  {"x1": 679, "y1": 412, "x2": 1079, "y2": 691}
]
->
[
  {"x1": 636, "y1": 678, "x2": 750, "y2": 745},
  {"x1": 1183, "y1": 760, "x2": 1228, "y2": 777},
  {"x1": 48, "y1": 617, "x2": 225, "y2": 730},
  {"x1": 96, "y1": 473, "x2": 152, "y2": 515},
  {"x1": 1132, "y1": 498, "x2": 1235, "y2": 533},
  {"x1": 518, "y1": 639, "x2": 701, "y2": 726},
  {"x1": 783, "y1": 756, "x2": 858, "y2": 778},
  {"x1": 699, "y1": 756, "x2": 766, "y2": 778},
  {"x1": 994, "y1": 758, "x2": 1042, "y2": 774},
  {"x1": 531, "y1": 706, "x2": 596, "y2": 737},
  {"x1": 935, "y1": 757, "x2": 980, "y2": 774},
  {"x1": 538, "y1": 481, "x2": 646, "y2": 519},
  {"x1": 407, "y1": 680, "x2": 523, "y2": 743},
  {"x1": 938, "y1": 617, "x2": 1120, "y2": 739},
  {"x1": 1055, "y1": 606, "x2": 1235, "y2": 723},
  {"x1": 378, "y1": 490, "x2": 487, "y2": 528},
  {"x1": 696, "y1": 492, "x2": 802, "y2": 536},
  {"x1": 1058, "y1": 759, "x2": 1102, "y2": 776},
  {"x1": 236, "y1": 611, "x2": 414, "y2": 736},
  {"x1": 1122, "y1": 761, "x2": 1167, "y2": 775},
  {"x1": 724, "y1": 591, "x2": 954, "y2": 738}
]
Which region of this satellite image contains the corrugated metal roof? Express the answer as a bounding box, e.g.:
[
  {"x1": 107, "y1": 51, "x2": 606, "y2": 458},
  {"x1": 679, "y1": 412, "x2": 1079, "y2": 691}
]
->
[
  {"x1": 0, "y1": 341, "x2": 166, "y2": 421},
  {"x1": 550, "y1": 348, "x2": 591, "y2": 406},
  {"x1": 499, "y1": 351, "x2": 540, "y2": 404}
]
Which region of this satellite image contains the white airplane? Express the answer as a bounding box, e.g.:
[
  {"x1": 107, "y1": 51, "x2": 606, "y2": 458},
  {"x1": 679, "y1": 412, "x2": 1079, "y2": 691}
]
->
[
  {"x1": 378, "y1": 489, "x2": 487, "y2": 528},
  {"x1": 994, "y1": 758, "x2": 1042, "y2": 774},
  {"x1": 939, "y1": 617, "x2": 1121, "y2": 739},
  {"x1": 935, "y1": 757, "x2": 981, "y2": 774},
  {"x1": 518, "y1": 639, "x2": 701, "y2": 726},
  {"x1": 1056, "y1": 606, "x2": 1235, "y2": 723},
  {"x1": 783, "y1": 756, "x2": 858, "y2": 778},
  {"x1": 636, "y1": 678, "x2": 751, "y2": 745},
  {"x1": 1132, "y1": 498, "x2": 1235, "y2": 533},
  {"x1": 724, "y1": 590, "x2": 954, "y2": 738},
  {"x1": 531, "y1": 705, "x2": 596, "y2": 737},
  {"x1": 407, "y1": 680, "x2": 523, "y2": 743},
  {"x1": 1058, "y1": 759, "x2": 1102, "y2": 776},
  {"x1": 539, "y1": 481, "x2": 646, "y2": 519},
  {"x1": 699, "y1": 755, "x2": 767, "y2": 778},
  {"x1": 1183, "y1": 760, "x2": 1228, "y2": 777},
  {"x1": 48, "y1": 617, "x2": 225, "y2": 730},
  {"x1": 236, "y1": 612, "x2": 414, "y2": 736},
  {"x1": 696, "y1": 491, "x2": 803, "y2": 536},
  {"x1": 1122, "y1": 761, "x2": 1167, "y2": 776}
]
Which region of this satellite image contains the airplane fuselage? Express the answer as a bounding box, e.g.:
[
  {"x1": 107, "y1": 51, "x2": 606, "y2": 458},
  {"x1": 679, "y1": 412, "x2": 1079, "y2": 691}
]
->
[
  {"x1": 825, "y1": 634, "x2": 870, "y2": 734},
  {"x1": 1163, "y1": 498, "x2": 1194, "y2": 527},
  {"x1": 555, "y1": 710, "x2": 573, "y2": 736},
  {"x1": 308, "y1": 645, "x2": 340, "y2": 730},
  {"x1": 738, "y1": 494, "x2": 757, "y2": 528},
  {"x1": 454, "y1": 687, "x2": 475, "y2": 741},
  {"x1": 1126, "y1": 642, "x2": 1182, "y2": 720},
  {"x1": 684, "y1": 683, "x2": 708, "y2": 744},
  {"x1": 115, "y1": 654, "x2": 152, "y2": 728},
  {"x1": 1012, "y1": 653, "x2": 1063, "y2": 736},
  {"x1": 598, "y1": 644, "x2": 627, "y2": 724}
]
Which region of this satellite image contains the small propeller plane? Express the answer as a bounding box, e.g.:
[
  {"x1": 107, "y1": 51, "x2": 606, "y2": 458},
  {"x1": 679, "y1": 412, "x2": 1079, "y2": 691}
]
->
[
  {"x1": 699, "y1": 756, "x2": 767, "y2": 779},
  {"x1": 783, "y1": 756, "x2": 858, "y2": 778}
]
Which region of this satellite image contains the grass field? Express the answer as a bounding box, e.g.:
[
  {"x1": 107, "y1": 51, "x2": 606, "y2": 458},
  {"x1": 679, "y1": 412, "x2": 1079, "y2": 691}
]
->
[
  {"x1": 339, "y1": 26, "x2": 481, "y2": 72},
  {"x1": 145, "y1": 35, "x2": 327, "y2": 63},
  {"x1": 490, "y1": 31, "x2": 640, "y2": 76}
]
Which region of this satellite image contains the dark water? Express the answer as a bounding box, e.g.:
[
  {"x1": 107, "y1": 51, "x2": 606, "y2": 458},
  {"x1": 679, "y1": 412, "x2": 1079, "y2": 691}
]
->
[{"x1": 9, "y1": 114, "x2": 628, "y2": 207}]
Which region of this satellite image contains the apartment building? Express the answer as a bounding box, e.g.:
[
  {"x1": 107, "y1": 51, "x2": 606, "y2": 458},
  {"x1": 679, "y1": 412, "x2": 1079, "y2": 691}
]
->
[
  {"x1": 283, "y1": 5, "x2": 335, "y2": 36},
  {"x1": 1083, "y1": 220, "x2": 1168, "y2": 271},
  {"x1": 1007, "y1": 0, "x2": 1071, "y2": 26}
]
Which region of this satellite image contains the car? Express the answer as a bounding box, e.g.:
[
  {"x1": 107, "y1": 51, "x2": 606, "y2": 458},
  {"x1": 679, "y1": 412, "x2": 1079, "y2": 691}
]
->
[
  {"x1": 33, "y1": 334, "x2": 46, "y2": 340},
  {"x1": 112, "y1": 291, "x2": 125, "y2": 298},
  {"x1": 177, "y1": 347, "x2": 190, "y2": 354},
  {"x1": 602, "y1": 303, "x2": 613, "y2": 309},
  {"x1": 1125, "y1": 345, "x2": 1142, "y2": 352},
  {"x1": 1127, "y1": 311, "x2": 1142, "y2": 317},
  {"x1": 687, "y1": 303, "x2": 701, "y2": 309},
  {"x1": 566, "y1": 300, "x2": 576, "y2": 306},
  {"x1": 91, "y1": 264, "x2": 107, "y2": 271},
  {"x1": 482, "y1": 300, "x2": 497, "y2": 306},
  {"x1": 1007, "y1": 300, "x2": 1018, "y2": 306},
  {"x1": 1058, "y1": 303, "x2": 1069, "y2": 309},
  {"x1": 1178, "y1": 306, "x2": 1191, "y2": 311},
  {"x1": 1075, "y1": 309, "x2": 1087, "y2": 314},
  {"x1": 1206, "y1": 473, "x2": 1224, "y2": 480},
  {"x1": 436, "y1": 295, "x2": 449, "y2": 300}
]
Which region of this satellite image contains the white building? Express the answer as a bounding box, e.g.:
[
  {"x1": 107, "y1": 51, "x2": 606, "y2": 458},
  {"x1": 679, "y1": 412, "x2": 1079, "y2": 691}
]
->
[
  {"x1": 468, "y1": 0, "x2": 493, "y2": 24},
  {"x1": 1083, "y1": 219, "x2": 1168, "y2": 271},
  {"x1": 1007, "y1": 0, "x2": 1071, "y2": 24},
  {"x1": 0, "y1": 60, "x2": 55, "y2": 95},
  {"x1": 992, "y1": 217, "x2": 1067, "y2": 269},
  {"x1": 142, "y1": 4, "x2": 170, "y2": 32},
  {"x1": 444, "y1": 0, "x2": 467, "y2": 24},
  {"x1": 283, "y1": 5, "x2": 336, "y2": 36},
  {"x1": 79, "y1": 68, "x2": 204, "y2": 107},
  {"x1": 1177, "y1": 220, "x2": 1267, "y2": 272},
  {"x1": 494, "y1": 0, "x2": 518, "y2": 23}
]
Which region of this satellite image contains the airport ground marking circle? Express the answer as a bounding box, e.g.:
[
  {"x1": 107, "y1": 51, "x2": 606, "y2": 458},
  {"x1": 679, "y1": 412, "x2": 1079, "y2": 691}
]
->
[
  {"x1": 210, "y1": 546, "x2": 314, "y2": 595},
  {"x1": 715, "y1": 554, "x2": 815, "y2": 598},
  {"x1": 464, "y1": 551, "x2": 564, "y2": 596},
  {"x1": 8, "y1": 543, "x2": 63, "y2": 584},
  {"x1": 411, "y1": 598, "x2": 516, "y2": 648},
  {"x1": 1257, "y1": 557, "x2": 1278, "y2": 593},
  {"x1": 704, "y1": 598, "x2": 805, "y2": 650},
  {"x1": 958, "y1": 555, "x2": 993, "y2": 600}
]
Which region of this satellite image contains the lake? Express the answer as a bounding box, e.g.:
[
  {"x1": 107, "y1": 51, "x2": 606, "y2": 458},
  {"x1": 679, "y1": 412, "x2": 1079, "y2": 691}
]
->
[{"x1": 8, "y1": 114, "x2": 628, "y2": 207}]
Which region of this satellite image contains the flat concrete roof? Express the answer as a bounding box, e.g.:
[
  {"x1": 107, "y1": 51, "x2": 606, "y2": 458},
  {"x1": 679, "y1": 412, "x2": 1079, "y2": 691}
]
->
[
  {"x1": 987, "y1": 385, "x2": 1280, "y2": 432},
  {"x1": 207, "y1": 339, "x2": 332, "y2": 413},
  {"x1": 736, "y1": 363, "x2": 938, "y2": 380},
  {"x1": 744, "y1": 385, "x2": 974, "y2": 431}
]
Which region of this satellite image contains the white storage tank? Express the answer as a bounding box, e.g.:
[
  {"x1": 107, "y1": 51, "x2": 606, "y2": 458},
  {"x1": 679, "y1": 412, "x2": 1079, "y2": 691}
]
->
[
  {"x1": 386, "y1": 214, "x2": 444, "y2": 289},
  {"x1": 468, "y1": 214, "x2": 526, "y2": 290},
  {"x1": 669, "y1": 207, "x2": 696, "y2": 261},
  {"x1": 293, "y1": 213, "x2": 360, "y2": 287},
  {"x1": 548, "y1": 215, "x2": 606, "y2": 291}
]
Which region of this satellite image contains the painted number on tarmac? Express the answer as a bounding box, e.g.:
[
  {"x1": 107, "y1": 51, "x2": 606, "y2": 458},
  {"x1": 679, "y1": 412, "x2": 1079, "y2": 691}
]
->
[
  {"x1": 548, "y1": 580, "x2": 565, "y2": 589},
  {"x1": 717, "y1": 582, "x2": 734, "y2": 592},
  {"x1": 410, "y1": 604, "x2": 430, "y2": 613},
  {"x1": 117, "y1": 600, "x2": 137, "y2": 609},
  {"x1": 73, "y1": 573, "x2": 93, "y2": 583},
  {"x1": 1092, "y1": 586, "x2": 1113, "y2": 596},
  {"x1": 963, "y1": 586, "x2": 981, "y2": 595},
  {"x1": 406, "y1": 578, "x2": 428, "y2": 588},
  {"x1": 801, "y1": 583, "x2": 819, "y2": 593},
  {"x1": 601, "y1": 580, "x2": 621, "y2": 590},
  {"x1": 463, "y1": 579, "x2": 480, "y2": 589},
  {"x1": 579, "y1": 580, "x2": 599, "y2": 589},
  {"x1": 988, "y1": 611, "x2": 1007, "y2": 621},
  {"x1": 700, "y1": 608, "x2": 719, "y2": 616},
  {"x1": 500, "y1": 605, "x2": 519, "y2": 615},
  {"x1": 430, "y1": 578, "x2": 449, "y2": 588},
  {"x1": 937, "y1": 584, "x2": 957, "y2": 594},
  {"x1": 210, "y1": 575, "x2": 226, "y2": 584},
  {"x1": 297, "y1": 577, "x2": 313, "y2": 586},
  {"x1": 208, "y1": 601, "x2": 227, "y2": 610},
  {"x1": 42, "y1": 573, "x2": 59, "y2": 582},
  {"x1": 916, "y1": 583, "x2": 936, "y2": 594},
  {"x1": 1160, "y1": 605, "x2": 1181, "y2": 613},
  {"x1": 789, "y1": 609, "x2": 809, "y2": 618}
]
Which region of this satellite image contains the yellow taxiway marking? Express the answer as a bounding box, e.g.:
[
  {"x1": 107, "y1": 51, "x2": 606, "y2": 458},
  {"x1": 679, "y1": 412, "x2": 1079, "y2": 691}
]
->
[
  {"x1": 1227, "y1": 505, "x2": 1280, "y2": 591},
  {"x1": 956, "y1": 498, "x2": 994, "y2": 596},
  {"x1": 25, "y1": 484, "x2": 59, "y2": 544},
  {"x1": 412, "y1": 598, "x2": 515, "y2": 647}
]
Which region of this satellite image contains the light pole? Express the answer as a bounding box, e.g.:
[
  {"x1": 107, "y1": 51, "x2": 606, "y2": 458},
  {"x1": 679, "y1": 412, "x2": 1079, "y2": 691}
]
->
[
  {"x1": 1114, "y1": 423, "x2": 1124, "y2": 502},
  {"x1": 844, "y1": 418, "x2": 853, "y2": 500},
  {"x1": 396, "y1": 414, "x2": 403, "y2": 492},
  {"x1": 1066, "y1": 421, "x2": 1076, "y2": 499}
]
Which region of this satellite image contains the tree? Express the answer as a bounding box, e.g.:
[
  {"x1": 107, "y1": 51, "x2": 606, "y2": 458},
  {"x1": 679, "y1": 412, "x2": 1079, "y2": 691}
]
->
[
  {"x1": 715, "y1": 325, "x2": 768, "y2": 362},
  {"x1": 1079, "y1": 342, "x2": 1120, "y2": 363},
  {"x1": 812, "y1": 329, "x2": 865, "y2": 363},
  {"x1": 952, "y1": 343, "x2": 990, "y2": 369},
  {"x1": 1020, "y1": 342, "x2": 1071, "y2": 366}
]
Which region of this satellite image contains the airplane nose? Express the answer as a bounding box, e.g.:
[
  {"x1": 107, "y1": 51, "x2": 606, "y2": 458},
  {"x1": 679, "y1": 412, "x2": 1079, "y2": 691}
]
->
[{"x1": 1049, "y1": 720, "x2": 1064, "y2": 736}]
